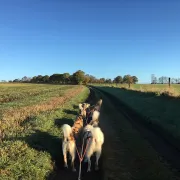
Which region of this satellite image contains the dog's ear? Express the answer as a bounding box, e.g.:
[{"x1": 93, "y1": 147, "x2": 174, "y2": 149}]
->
[{"x1": 79, "y1": 103, "x2": 83, "y2": 110}]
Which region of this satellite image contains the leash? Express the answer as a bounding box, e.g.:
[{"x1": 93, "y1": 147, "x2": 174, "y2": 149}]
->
[{"x1": 75, "y1": 132, "x2": 91, "y2": 180}]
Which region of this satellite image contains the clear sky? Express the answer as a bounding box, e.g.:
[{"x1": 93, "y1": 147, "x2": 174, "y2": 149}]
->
[{"x1": 0, "y1": 0, "x2": 180, "y2": 83}]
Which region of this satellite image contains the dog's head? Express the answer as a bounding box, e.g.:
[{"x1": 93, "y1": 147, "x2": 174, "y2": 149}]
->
[
  {"x1": 79, "y1": 103, "x2": 90, "y2": 117},
  {"x1": 79, "y1": 103, "x2": 90, "y2": 110},
  {"x1": 83, "y1": 124, "x2": 93, "y2": 140},
  {"x1": 96, "y1": 99, "x2": 102, "y2": 106},
  {"x1": 84, "y1": 124, "x2": 93, "y2": 131}
]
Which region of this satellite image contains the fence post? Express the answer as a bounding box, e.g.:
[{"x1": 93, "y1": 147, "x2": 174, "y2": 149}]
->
[{"x1": 169, "y1": 77, "x2": 171, "y2": 88}]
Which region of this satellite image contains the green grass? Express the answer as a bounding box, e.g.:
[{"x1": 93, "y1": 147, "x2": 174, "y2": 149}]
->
[
  {"x1": 0, "y1": 84, "x2": 89, "y2": 180},
  {"x1": 0, "y1": 83, "x2": 74, "y2": 104},
  {"x1": 94, "y1": 85, "x2": 180, "y2": 142},
  {"x1": 90, "y1": 83, "x2": 180, "y2": 96}
]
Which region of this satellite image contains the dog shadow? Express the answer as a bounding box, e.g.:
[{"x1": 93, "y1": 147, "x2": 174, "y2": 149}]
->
[
  {"x1": 24, "y1": 130, "x2": 63, "y2": 169},
  {"x1": 73, "y1": 105, "x2": 79, "y2": 109},
  {"x1": 54, "y1": 118, "x2": 74, "y2": 128},
  {"x1": 63, "y1": 109, "x2": 78, "y2": 116}
]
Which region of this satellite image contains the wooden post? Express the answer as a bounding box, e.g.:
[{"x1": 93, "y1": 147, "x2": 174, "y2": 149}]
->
[{"x1": 169, "y1": 77, "x2": 171, "y2": 88}]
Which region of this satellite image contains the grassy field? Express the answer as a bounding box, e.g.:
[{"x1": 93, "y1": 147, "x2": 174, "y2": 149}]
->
[
  {"x1": 91, "y1": 83, "x2": 180, "y2": 97},
  {"x1": 0, "y1": 83, "x2": 89, "y2": 180},
  {"x1": 94, "y1": 84, "x2": 180, "y2": 144}
]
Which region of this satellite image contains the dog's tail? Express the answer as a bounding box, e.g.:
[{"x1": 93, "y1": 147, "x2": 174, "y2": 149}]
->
[
  {"x1": 92, "y1": 110, "x2": 100, "y2": 121},
  {"x1": 61, "y1": 124, "x2": 72, "y2": 141},
  {"x1": 79, "y1": 103, "x2": 83, "y2": 111},
  {"x1": 97, "y1": 99, "x2": 103, "y2": 106},
  {"x1": 98, "y1": 99, "x2": 103, "y2": 106}
]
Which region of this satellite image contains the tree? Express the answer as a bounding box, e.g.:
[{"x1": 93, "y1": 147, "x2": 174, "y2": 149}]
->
[
  {"x1": 21, "y1": 76, "x2": 31, "y2": 82},
  {"x1": 123, "y1": 75, "x2": 133, "y2": 88},
  {"x1": 41, "y1": 75, "x2": 49, "y2": 83},
  {"x1": 83, "y1": 75, "x2": 90, "y2": 85},
  {"x1": 49, "y1": 74, "x2": 63, "y2": 83},
  {"x1": 21, "y1": 76, "x2": 28, "y2": 82},
  {"x1": 72, "y1": 70, "x2": 85, "y2": 84},
  {"x1": 13, "y1": 79, "x2": 20, "y2": 82},
  {"x1": 88, "y1": 75, "x2": 96, "y2": 83},
  {"x1": 99, "y1": 78, "x2": 105, "y2": 84},
  {"x1": 158, "y1": 77, "x2": 163, "y2": 84},
  {"x1": 113, "y1": 76, "x2": 123, "y2": 84},
  {"x1": 30, "y1": 76, "x2": 37, "y2": 83},
  {"x1": 62, "y1": 73, "x2": 70, "y2": 84},
  {"x1": 132, "y1": 76, "x2": 138, "y2": 84},
  {"x1": 105, "y1": 79, "x2": 112, "y2": 84},
  {"x1": 36, "y1": 75, "x2": 43, "y2": 83}
]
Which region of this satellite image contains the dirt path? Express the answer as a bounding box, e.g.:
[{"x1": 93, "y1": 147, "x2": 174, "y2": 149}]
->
[{"x1": 49, "y1": 87, "x2": 180, "y2": 180}]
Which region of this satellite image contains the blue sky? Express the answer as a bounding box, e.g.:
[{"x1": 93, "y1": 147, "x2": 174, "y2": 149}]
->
[{"x1": 0, "y1": 0, "x2": 180, "y2": 83}]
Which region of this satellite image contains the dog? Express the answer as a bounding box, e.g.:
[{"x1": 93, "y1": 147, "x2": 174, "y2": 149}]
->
[
  {"x1": 95, "y1": 98, "x2": 103, "y2": 111},
  {"x1": 83, "y1": 124, "x2": 104, "y2": 172},
  {"x1": 71, "y1": 115, "x2": 84, "y2": 139},
  {"x1": 61, "y1": 124, "x2": 76, "y2": 172},
  {"x1": 88, "y1": 110, "x2": 100, "y2": 127},
  {"x1": 61, "y1": 115, "x2": 84, "y2": 171},
  {"x1": 79, "y1": 101, "x2": 101, "y2": 126},
  {"x1": 79, "y1": 103, "x2": 90, "y2": 119}
]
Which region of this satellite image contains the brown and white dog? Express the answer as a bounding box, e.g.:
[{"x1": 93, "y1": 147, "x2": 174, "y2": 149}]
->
[
  {"x1": 61, "y1": 115, "x2": 84, "y2": 171},
  {"x1": 72, "y1": 115, "x2": 84, "y2": 138}
]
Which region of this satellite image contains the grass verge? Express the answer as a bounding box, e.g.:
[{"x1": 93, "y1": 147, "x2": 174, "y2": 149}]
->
[
  {"x1": 93, "y1": 86, "x2": 180, "y2": 149},
  {"x1": 0, "y1": 86, "x2": 89, "y2": 180}
]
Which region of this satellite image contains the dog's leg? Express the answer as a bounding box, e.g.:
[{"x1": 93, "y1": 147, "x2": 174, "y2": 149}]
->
[
  {"x1": 95, "y1": 150, "x2": 101, "y2": 171},
  {"x1": 62, "y1": 142, "x2": 68, "y2": 168},
  {"x1": 87, "y1": 157, "x2": 91, "y2": 172},
  {"x1": 71, "y1": 159, "x2": 76, "y2": 172},
  {"x1": 71, "y1": 148, "x2": 76, "y2": 172}
]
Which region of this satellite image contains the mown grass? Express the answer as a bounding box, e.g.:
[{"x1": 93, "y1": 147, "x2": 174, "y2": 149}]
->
[
  {"x1": 0, "y1": 83, "x2": 73, "y2": 103},
  {"x1": 0, "y1": 84, "x2": 89, "y2": 180},
  {"x1": 0, "y1": 84, "x2": 82, "y2": 137},
  {"x1": 94, "y1": 85, "x2": 180, "y2": 143}
]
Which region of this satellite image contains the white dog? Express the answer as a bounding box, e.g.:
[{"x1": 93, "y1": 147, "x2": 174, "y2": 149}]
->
[
  {"x1": 89, "y1": 110, "x2": 100, "y2": 127},
  {"x1": 61, "y1": 124, "x2": 76, "y2": 172},
  {"x1": 83, "y1": 124, "x2": 104, "y2": 172}
]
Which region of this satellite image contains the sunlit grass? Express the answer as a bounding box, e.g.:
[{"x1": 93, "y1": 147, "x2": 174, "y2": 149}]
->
[{"x1": 0, "y1": 84, "x2": 89, "y2": 180}]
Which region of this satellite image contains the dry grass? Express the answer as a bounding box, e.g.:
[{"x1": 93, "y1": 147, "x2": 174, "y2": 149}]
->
[
  {"x1": 0, "y1": 84, "x2": 89, "y2": 180},
  {"x1": 0, "y1": 85, "x2": 84, "y2": 141},
  {"x1": 123, "y1": 85, "x2": 179, "y2": 97}
]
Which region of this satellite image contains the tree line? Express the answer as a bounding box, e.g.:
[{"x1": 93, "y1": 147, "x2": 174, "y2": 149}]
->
[
  {"x1": 151, "y1": 74, "x2": 180, "y2": 84},
  {"x1": 9, "y1": 70, "x2": 138, "y2": 85}
]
